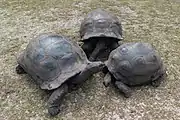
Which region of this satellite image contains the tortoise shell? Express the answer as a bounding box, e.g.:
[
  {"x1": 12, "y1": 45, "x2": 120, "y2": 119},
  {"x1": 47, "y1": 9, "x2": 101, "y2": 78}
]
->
[
  {"x1": 17, "y1": 33, "x2": 88, "y2": 90},
  {"x1": 80, "y1": 8, "x2": 123, "y2": 41},
  {"x1": 106, "y1": 42, "x2": 165, "y2": 85}
]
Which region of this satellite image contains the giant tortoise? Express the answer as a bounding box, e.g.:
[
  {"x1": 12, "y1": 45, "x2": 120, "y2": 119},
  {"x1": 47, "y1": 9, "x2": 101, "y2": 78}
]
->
[
  {"x1": 103, "y1": 42, "x2": 166, "y2": 97},
  {"x1": 16, "y1": 33, "x2": 105, "y2": 116},
  {"x1": 80, "y1": 8, "x2": 123, "y2": 61}
]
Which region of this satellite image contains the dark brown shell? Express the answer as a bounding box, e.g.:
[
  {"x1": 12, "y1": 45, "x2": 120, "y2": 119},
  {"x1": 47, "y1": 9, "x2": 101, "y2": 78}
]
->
[
  {"x1": 80, "y1": 8, "x2": 123, "y2": 41},
  {"x1": 17, "y1": 33, "x2": 88, "y2": 90},
  {"x1": 106, "y1": 42, "x2": 165, "y2": 85}
]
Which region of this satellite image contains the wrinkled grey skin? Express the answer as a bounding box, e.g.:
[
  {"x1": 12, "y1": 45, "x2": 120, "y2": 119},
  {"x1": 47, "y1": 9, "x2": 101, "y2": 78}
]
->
[
  {"x1": 16, "y1": 33, "x2": 105, "y2": 116},
  {"x1": 103, "y1": 42, "x2": 166, "y2": 98},
  {"x1": 80, "y1": 8, "x2": 123, "y2": 62}
]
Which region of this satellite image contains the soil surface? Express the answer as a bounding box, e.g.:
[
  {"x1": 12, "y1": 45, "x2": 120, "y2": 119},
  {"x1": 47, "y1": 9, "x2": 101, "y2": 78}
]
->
[{"x1": 1, "y1": 0, "x2": 180, "y2": 120}]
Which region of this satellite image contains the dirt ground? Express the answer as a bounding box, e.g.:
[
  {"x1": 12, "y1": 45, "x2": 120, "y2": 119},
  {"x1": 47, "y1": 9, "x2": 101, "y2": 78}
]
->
[{"x1": 0, "y1": 0, "x2": 180, "y2": 120}]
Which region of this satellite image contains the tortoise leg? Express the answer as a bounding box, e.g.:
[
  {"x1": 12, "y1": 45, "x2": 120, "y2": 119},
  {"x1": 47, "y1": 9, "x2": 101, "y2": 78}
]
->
[
  {"x1": 99, "y1": 41, "x2": 119, "y2": 61},
  {"x1": 47, "y1": 84, "x2": 68, "y2": 116},
  {"x1": 151, "y1": 78, "x2": 162, "y2": 87},
  {"x1": 151, "y1": 66, "x2": 167, "y2": 87},
  {"x1": 102, "y1": 60, "x2": 109, "y2": 74},
  {"x1": 16, "y1": 64, "x2": 26, "y2": 74},
  {"x1": 151, "y1": 73, "x2": 166, "y2": 87},
  {"x1": 103, "y1": 72, "x2": 112, "y2": 87},
  {"x1": 89, "y1": 40, "x2": 106, "y2": 61},
  {"x1": 114, "y1": 81, "x2": 132, "y2": 98},
  {"x1": 70, "y1": 61, "x2": 105, "y2": 85},
  {"x1": 95, "y1": 40, "x2": 120, "y2": 61}
]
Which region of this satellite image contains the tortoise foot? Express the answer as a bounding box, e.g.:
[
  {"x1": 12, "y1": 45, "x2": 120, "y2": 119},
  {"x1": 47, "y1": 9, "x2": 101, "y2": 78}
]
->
[{"x1": 16, "y1": 65, "x2": 26, "y2": 74}]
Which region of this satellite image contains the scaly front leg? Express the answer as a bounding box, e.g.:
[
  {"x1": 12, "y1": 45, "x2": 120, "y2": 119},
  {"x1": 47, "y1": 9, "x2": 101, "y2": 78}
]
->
[
  {"x1": 115, "y1": 81, "x2": 132, "y2": 98},
  {"x1": 89, "y1": 40, "x2": 106, "y2": 61},
  {"x1": 47, "y1": 84, "x2": 68, "y2": 116}
]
